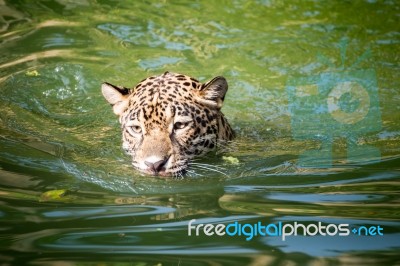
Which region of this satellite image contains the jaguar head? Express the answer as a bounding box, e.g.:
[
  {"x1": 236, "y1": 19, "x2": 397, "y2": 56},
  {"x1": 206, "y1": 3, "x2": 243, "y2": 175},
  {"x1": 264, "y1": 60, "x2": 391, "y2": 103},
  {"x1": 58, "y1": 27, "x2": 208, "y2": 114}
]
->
[{"x1": 102, "y1": 72, "x2": 234, "y2": 177}]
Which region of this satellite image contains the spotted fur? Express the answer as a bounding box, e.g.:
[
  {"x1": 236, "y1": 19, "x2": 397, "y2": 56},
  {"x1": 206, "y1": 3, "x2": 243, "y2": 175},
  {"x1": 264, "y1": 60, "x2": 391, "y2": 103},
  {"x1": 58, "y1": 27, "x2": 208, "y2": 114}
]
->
[{"x1": 102, "y1": 71, "x2": 234, "y2": 177}]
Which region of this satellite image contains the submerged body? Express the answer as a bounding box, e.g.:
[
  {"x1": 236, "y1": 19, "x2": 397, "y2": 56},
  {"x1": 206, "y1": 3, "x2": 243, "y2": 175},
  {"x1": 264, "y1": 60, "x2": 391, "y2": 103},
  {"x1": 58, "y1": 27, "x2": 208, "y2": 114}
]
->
[{"x1": 102, "y1": 72, "x2": 234, "y2": 177}]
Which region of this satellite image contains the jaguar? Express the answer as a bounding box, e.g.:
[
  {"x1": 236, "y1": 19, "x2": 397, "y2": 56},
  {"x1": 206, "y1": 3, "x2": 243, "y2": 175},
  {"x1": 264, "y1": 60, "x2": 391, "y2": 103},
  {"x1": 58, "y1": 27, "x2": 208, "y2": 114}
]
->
[{"x1": 101, "y1": 71, "x2": 234, "y2": 177}]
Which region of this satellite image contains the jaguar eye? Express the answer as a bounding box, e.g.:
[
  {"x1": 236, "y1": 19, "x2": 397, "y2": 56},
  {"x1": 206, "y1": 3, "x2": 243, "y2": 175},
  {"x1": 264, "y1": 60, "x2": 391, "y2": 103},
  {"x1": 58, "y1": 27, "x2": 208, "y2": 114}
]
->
[
  {"x1": 126, "y1": 125, "x2": 142, "y2": 135},
  {"x1": 174, "y1": 121, "x2": 189, "y2": 130},
  {"x1": 131, "y1": 125, "x2": 142, "y2": 133}
]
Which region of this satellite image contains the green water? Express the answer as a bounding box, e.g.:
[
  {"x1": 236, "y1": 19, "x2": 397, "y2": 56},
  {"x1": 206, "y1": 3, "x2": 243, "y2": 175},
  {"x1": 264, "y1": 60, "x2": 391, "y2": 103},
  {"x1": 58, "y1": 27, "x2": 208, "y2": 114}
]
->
[{"x1": 1, "y1": 0, "x2": 400, "y2": 265}]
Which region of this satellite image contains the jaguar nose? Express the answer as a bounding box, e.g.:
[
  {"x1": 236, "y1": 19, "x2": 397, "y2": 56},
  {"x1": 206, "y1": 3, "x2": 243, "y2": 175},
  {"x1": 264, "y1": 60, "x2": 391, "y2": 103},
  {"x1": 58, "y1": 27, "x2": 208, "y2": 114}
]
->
[{"x1": 144, "y1": 158, "x2": 168, "y2": 174}]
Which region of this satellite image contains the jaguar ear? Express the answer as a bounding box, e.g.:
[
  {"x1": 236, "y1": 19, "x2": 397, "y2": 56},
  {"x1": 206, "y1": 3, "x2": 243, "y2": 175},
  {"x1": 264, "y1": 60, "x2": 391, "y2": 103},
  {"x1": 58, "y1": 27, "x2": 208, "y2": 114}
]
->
[
  {"x1": 196, "y1": 76, "x2": 228, "y2": 109},
  {"x1": 101, "y1": 82, "x2": 131, "y2": 115}
]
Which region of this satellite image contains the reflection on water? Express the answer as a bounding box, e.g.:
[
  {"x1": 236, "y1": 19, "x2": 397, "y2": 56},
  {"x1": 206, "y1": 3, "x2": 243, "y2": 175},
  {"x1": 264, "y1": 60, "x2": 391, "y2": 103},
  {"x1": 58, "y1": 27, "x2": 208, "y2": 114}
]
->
[{"x1": 0, "y1": 0, "x2": 399, "y2": 265}]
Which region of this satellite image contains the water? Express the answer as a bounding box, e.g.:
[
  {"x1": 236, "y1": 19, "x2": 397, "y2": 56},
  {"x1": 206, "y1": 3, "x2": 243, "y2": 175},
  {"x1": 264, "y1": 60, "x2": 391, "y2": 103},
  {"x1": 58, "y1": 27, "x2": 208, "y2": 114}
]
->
[{"x1": 0, "y1": 0, "x2": 399, "y2": 265}]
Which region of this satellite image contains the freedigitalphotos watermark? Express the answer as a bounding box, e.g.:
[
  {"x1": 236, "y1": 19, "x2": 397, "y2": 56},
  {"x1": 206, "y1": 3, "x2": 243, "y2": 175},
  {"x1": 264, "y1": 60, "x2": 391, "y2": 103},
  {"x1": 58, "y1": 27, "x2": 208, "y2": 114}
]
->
[
  {"x1": 187, "y1": 219, "x2": 384, "y2": 241},
  {"x1": 287, "y1": 38, "x2": 382, "y2": 167}
]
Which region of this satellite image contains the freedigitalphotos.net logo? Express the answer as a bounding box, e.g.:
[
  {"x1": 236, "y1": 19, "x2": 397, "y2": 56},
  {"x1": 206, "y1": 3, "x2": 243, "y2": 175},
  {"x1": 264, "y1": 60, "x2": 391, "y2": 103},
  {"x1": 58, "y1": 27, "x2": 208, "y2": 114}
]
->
[
  {"x1": 187, "y1": 219, "x2": 384, "y2": 241},
  {"x1": 287, "y1": 38, "x2": 382, "y2": 167}
]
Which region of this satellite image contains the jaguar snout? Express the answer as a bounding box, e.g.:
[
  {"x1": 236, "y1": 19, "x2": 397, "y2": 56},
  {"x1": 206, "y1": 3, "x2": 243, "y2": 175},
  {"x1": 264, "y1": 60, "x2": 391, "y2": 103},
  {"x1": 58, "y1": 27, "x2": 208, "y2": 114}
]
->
[
  {"x1": 142, "y1": 155, "x2": 170, "y2": 176},
  {"x1": 144, "y1": 157, "x2": 169, "y2": 175}
]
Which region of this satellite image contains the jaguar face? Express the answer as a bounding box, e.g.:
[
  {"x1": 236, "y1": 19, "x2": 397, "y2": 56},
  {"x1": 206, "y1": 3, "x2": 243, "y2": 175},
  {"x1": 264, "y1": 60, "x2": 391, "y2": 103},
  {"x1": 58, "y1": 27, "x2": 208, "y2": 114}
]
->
[{"x1": 102, "y1": 72, "x2": 234, "y2": 177}]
